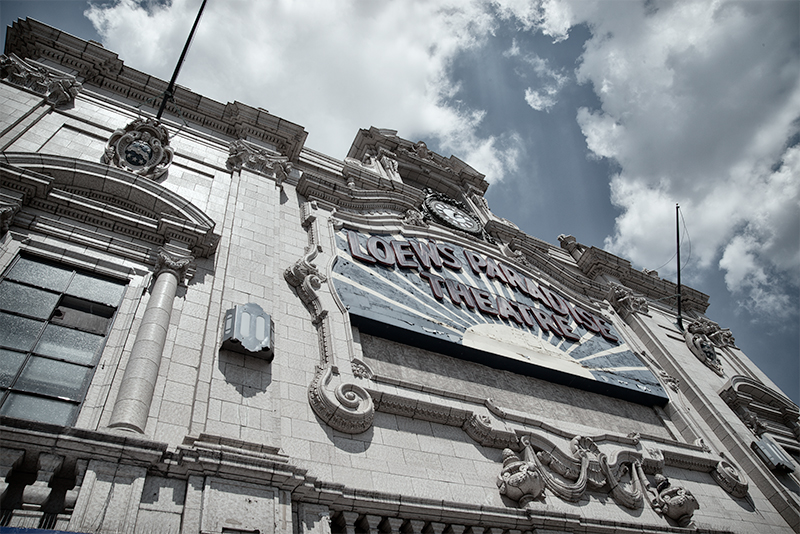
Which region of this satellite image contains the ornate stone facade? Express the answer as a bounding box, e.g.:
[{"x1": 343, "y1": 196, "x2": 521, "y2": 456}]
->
[{"x1": 0, "y1": 18, "x2": 797, "y2": 534}]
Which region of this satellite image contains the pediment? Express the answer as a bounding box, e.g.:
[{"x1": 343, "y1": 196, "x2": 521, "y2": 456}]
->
[{"x1": 0, "y1": 152, "x2": 219, "y2": 258}]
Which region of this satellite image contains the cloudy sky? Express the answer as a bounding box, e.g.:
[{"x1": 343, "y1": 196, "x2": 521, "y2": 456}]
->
[{"x1": 2, "y1": 0, "x2": 798, "y2": 403}]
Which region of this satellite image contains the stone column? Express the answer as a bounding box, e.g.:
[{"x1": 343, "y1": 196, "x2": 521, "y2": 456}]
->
[{"x1": 109, "y1": 246, "x2": 193, "y2": 433}]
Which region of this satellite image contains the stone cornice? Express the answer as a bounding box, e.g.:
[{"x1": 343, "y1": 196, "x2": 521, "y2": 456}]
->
[
  {"x1": 4, "y1": 18, "x2": 308, "y2": 161},
  {"x1": 346, "y1": 127, "x2": 489, "y2": 198},
  {"x1": 577, "y1": 246, "x2": 709, "y2": 313}
]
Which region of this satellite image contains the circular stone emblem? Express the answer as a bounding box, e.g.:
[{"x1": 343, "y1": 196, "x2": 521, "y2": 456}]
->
[{"x1": 124, "y1": 140, "x2": 153, "y2": 168}]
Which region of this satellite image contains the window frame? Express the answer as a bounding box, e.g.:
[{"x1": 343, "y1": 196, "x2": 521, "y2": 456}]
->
[{"x1": 0, "y1": 254, "x2": 127, "y2": 426}]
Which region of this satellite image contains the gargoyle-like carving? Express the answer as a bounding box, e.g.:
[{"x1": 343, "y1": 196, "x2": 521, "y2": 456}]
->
[
  {"x1": 284, "y1": 244, "x2": 327, "y2": 308},
  {"x1": 659, "y1": 370, "x2": 680, "y2": 392},
  {"x1": 685, "y1": 327, "x2": 724, "y2": 376},
  {"x1": 608, "y1": 283, "x2": 649, "y2": 315},
  {"x1": 688, "y1": 317, "x2": 735, "y2": 348},
  {"x1": 227, "y1": 139, "x2": 292, "y2": 185},
  {"x1": 403, "y1": 208, "x2": 427, "y2": 228},
  {"x1": 644, "y1": 473, "x2": 699, "y2": 528},
  {"x1": 1, "y1": 53, "x2": 81, "y2": 107},
  {"x1": 308, "y1": 365, "x2": 374, "y2": 434},
  {"x1": 102, "y1": 118, "x2": 174, "y2": 180},
  {"x1": 497, "y1": 448, "x2": 545, "y2": 507},
  {"x1": 712, "y1": 459, "x2": 748, "y2": 498}
]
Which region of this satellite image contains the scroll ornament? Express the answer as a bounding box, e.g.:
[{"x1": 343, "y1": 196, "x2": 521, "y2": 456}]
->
[
  {"x1": 308, "y1": 365, "x2": 375, "y2": 434},
  {"x1": 102, "y1": 118, "x2": 174, "y2": 180},
  {"x1": 498, "y1": 435, "x2": 703, "y2": 529},
  {"x1": 284, "y1": 244, "x2": 326, "y2": 307}
]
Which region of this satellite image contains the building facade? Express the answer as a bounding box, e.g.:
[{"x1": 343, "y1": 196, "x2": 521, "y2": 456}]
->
[{"x1": 1, "y1": 18, "x2": 798, "y2": 534}]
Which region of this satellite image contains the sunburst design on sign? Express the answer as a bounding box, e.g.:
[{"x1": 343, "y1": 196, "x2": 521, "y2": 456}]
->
[{"x1": 332, "y1": 231, "x2": 667, "y2": 404}]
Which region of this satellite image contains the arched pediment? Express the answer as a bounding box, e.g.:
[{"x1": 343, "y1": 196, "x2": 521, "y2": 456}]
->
[{"x1": 0, "y1": 152, "x2": 219, "y2": 258}]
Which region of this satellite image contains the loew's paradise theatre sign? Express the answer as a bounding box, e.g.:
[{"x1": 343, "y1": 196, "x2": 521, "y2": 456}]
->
[{"x1": 333, "y1": 230, "x2": 668, "y2": 405}]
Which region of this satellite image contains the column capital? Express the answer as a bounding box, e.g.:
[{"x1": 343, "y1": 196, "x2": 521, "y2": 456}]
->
[{"x1": 155, "y1": 246, "x2": 195, "y2": 284}]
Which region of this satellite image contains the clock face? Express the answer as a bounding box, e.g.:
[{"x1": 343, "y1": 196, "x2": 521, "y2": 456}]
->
[{"x1": 428, "y1": 199, "x2": 481, "y2": 233}]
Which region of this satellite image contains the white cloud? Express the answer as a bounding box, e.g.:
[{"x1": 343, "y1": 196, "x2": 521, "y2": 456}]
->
[
  {"x1": 85, "y1": 0, "x2": 519, "y2": 182},
  {"x1": 552, "y1": 0, "x2": 800, "y2": 319}
]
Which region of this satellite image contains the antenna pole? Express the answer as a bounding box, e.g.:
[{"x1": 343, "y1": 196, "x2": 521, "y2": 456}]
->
[
  {"x1": 156, "y1": 0, "x2": 208, "y2": 121},
  {"x1": 676, "y1": 203, "x2": 684, "y2": 331}
]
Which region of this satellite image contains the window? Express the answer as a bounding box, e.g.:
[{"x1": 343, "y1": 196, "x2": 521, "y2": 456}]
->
[{"x1": 0, "y1": 256, "x2": 126, "y2": 426}]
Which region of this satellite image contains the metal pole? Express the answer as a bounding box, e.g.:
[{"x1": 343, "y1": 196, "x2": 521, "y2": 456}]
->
[
  {"x1": 676, "y1": 203, "x2": 684, "y2": 331},
  {"x1": 156, "y1": 0, "x2": 208, "y2": 120}
]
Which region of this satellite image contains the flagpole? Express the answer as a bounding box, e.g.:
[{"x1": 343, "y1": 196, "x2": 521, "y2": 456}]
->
[
  {"x1": 676, "y1": 203, "x2": 684, "y2": 331},
  {"x1": 156, "y1": 0, "x2": 208, "y2": 120}
]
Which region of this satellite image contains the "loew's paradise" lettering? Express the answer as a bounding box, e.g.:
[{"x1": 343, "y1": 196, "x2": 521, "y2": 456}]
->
[{"x1": 345, "y1": 230, "x2": 618, "y2": 343}]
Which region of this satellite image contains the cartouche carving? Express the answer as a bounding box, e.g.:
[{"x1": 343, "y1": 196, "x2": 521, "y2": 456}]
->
[{"x1": 102, "y1": 118, "x2": 174, "y2": 180}]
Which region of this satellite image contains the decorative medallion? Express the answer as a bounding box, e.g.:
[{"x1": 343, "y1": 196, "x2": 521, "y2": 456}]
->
[{"x1": 102, "y1": 118, "x2": 174, "y2": 180}]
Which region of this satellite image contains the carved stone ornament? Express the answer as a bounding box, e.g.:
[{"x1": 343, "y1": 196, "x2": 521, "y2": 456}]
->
[
  {"x1": 501, "y1": 435, "x2": 647, "y2": 510},
  {"x1": 659, "y1": 370, "x2": 680, "y2": 392},
  {"x1": 497, "y1": 448, "x2": 546, "y2": 507},
  {"x1": 402, "y1": 208, "x2": 428, "y2": 228},
  {"x1": 687, "y1": 317, "x2": 736, "y2": 348},
  {"x1": 155, "y1": 247, "x2": 195, "y2": 285},
  {"x1": 685, "y1": 328, "x2": 724, "y2": 376},
  {"x1": 712, "y1": 459, "x2": 749, "y2": 498},
  {"x1": 608, "y1": 282, "x2": 649, "y2": 315},
  {"x1": 284, "y1": 244, "x2": 327, "y2": 307},
  {"x1": 227, "y1": 139, "x2": 292, "y2": 186},
  {"x1": 646, "y1": 474, "x2": 700, "y2": 528},
  {"x1": 308, "y1": 365, "x2": 374, "y2": 434},
  {"x1": 102, "y1": 118, "x2": 174, "y2": 180},
  {"x1": 0, "y1": 201, "x2": 21, "y2": 235},
  {"x1": 0, "y1": 53, "x2": 81, "y2": 107}
]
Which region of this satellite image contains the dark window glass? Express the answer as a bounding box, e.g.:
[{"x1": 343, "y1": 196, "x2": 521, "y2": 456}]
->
[
  {"x1": 0, "y1": 280, "x2": 60, "y2": 319},
  {"x1": 6, "y1": 257, "x2": 72, "y2": 292},
  {"x1": 0, "y1": 349, "x2": 26, "y2": 388},
  {"x1": 0, "y1": 392, "x2": 78, "y2": 425},
  {"x1": 0, "y1": 312, "x2": 44, "y2": 351},
  {"x1": 0, "y1": 256, "x2": 127, "y2": 426}
]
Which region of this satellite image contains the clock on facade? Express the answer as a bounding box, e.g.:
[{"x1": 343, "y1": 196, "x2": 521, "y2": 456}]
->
[{"x1": 426, "y1": 198, "x2": 482, "y2": 234}]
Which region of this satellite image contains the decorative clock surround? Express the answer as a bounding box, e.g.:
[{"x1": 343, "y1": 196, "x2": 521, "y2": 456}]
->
[{"x1": 421, "y1": 189, "x2": 483, "y2": 235}]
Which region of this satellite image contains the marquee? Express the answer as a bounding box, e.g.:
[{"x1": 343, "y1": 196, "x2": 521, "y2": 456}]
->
[{"x1": 333, "y1": 230, "x2": 668, "y2": 405}]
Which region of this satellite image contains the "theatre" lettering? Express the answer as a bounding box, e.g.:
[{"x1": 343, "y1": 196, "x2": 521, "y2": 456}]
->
[{"x1": 345, "y1": 230, "x2": 618, "y2": 343}]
